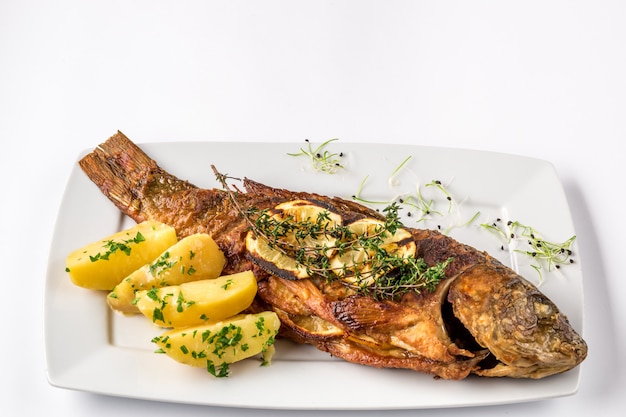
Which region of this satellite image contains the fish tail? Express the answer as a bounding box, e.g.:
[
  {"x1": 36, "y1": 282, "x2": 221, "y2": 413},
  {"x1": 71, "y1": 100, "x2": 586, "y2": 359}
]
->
[{"x1": 78, "y1": 130, "x2": 195, "y2": 222}]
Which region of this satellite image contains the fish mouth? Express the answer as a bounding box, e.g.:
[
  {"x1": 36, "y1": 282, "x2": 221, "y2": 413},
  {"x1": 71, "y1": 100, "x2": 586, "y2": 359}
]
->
[{"x1": 441, "y1": 288, "x2": 499, "y2": 372}]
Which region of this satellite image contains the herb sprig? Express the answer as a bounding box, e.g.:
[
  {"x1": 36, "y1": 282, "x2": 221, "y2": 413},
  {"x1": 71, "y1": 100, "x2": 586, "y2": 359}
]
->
[
  {"x1": 251, "y1": 203, "x2": 451, "y2": 299},
  {"x1": 212, "y1": 167, "x2": 451, "y2": 300}
]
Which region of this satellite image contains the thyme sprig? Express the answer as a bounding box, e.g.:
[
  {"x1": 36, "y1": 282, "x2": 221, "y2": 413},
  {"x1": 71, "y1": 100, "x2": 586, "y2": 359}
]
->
[
  {"x1": 288, "y1": 138, "x2": 344, "y2": 174},
  {"x1": 345, "y1": 256, "x2": 453, "y2": 299},
  {"x1": 212, "y1": 167, "x2": 450, "y2": 300},
  {"x1": 251, "y1": 203, "x2": 450, "y2": 300},
  {"x1": 481, "y1": 219, "x2": 576, "y2": 285}
]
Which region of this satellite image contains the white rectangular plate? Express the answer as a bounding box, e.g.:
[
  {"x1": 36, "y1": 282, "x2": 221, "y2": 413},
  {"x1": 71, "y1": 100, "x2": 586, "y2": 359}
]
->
[{"x1": 45, "y1": 141, "x2": 584, "y2": 409}]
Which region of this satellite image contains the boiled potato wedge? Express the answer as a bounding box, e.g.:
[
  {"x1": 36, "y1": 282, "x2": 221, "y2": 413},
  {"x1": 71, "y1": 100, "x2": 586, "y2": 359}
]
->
[
  {"x1": 66, "y1": 221, "x2": 177, "y2": 290},
  {"x1": 135, "y1": 271, "x2": 258, "y2": 328},
  {"x1": 108, "y1": 233, "x2": 226, "y2": 313},
  {"x1": 152, "y1": 311, "x2": 280, "y2": 376}
]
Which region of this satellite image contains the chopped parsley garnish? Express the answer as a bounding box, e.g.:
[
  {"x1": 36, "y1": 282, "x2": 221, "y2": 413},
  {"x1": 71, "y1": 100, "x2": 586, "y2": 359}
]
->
[
  {"x1": 89, "y1": 231, "x2": 146, "y2": 262},
  {"x1": 207, "y1": 360, "x2": 230, "y2": 377},
  {"x1": 148, "y1": 251, "x2": 177, "y2": 277}
]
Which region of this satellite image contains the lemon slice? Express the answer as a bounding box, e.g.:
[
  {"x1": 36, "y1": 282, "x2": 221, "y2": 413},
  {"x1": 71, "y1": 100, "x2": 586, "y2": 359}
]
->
[
  {"x1": 246, "y1": 200, "x2": 342, "y2": 279},
  {"x1": 329, "y1": 218, "x2": 416, "y2": 286}
]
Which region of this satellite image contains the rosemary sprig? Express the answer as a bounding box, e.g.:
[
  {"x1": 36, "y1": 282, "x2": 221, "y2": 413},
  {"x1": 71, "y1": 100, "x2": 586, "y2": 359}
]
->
[
  {"x1": 288, "y1": 138, "x2": 344, "y2": 174},
  {"x1": 481, "y1": 219, "x2": 576, "y2": 284}
]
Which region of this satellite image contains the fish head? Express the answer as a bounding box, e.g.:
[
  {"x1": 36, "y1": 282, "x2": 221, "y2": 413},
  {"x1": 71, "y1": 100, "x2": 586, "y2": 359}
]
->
[{"x1": 446, "y1": 262, "x2": 588, "y2": 378}]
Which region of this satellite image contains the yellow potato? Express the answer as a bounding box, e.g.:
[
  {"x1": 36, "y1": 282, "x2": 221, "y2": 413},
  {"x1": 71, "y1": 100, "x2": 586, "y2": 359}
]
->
[
  {"x1": 152, "y1": 311, "x2": 280, "y2": 376},
  {"x1": 108, "y1": 233, "x2": 226, "y2": 313},
  {"x1": 135, "y1": 271, "x2": 258, "y2": 328},
  {"x1": 66, "y1": 221, "x2": 177, "y2": 290}
]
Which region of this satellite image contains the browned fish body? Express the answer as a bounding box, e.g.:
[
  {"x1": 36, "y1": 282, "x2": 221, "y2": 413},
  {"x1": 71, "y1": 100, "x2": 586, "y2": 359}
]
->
[{"x1": 79, "y1": 131, "x2": 587, "y2": 380}]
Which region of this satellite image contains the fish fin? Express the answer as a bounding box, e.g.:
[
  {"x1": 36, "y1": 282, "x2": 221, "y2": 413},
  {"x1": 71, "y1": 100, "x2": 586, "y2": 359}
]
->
[
  {"x1": 79, "y1": 131, "x2": 196, "y2": 221},
  {"x1": 78, "y1": 131, "x2": 149, "y2": 218},
  {"x1": 333, "y1": 296, "x2": 415, "y2": 331}
]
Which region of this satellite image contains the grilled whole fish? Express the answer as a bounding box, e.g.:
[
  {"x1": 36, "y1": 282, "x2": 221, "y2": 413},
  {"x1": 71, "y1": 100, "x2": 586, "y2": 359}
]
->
[{"x1": 78, "y1": 131, "x2": 587, "y2": 380}]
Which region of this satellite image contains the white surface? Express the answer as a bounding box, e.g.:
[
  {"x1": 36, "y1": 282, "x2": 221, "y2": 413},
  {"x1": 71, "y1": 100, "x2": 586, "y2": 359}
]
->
[
  {"x1": 1, "y1": 0, "x2": 624, "y2": 415},
  {"x1": 45, "y1": 142, "x2": 583, "y2": 409}
]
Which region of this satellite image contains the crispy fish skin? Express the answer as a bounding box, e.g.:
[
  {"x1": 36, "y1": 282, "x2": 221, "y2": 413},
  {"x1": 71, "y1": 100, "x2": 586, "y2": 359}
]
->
[
  {"x1": 78, "y1": 131, "x2": 587, "y2": 380},
  {"x1": 448, "y1": 263, "x2": 588, "y2": 378}
]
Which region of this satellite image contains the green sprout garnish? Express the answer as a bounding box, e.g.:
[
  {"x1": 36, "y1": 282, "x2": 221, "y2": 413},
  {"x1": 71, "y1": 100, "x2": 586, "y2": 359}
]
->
[
  {"x1": 481, "y1": 219, "x2": 576, "y2": 285},
  {"x1": 288, "y1": 138, "x2": 344, "y2": 174},
  {"x1": 389, "y1": 155, "x2": 413, "y2": 184},
  {"x1": 352, "y1": 156, "x2": 479, "y2": 233}
]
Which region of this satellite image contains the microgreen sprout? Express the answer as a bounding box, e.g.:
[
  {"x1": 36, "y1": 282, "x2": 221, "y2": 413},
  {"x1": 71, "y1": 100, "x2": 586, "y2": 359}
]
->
[
  {"x1": 351, "y1": 175, "x2": 394, "y2": 205},
  {"x1": 481, "y1": 219, "x2": 576, "y2": 285},
  {"x1": 425, "y1": 180, "x2": 454, "y2": 214},
  {"x1": 399, "y1": 185, "x2": 443, "y2": 221},
  {"x1": 288, "y1": 138, "x2": 344, "y2": 174},
  {"x1": 352, "y1": 156, "x2": 478, "y2": 233},
  {"x1": 388, "y1": 155, "x2": 412, "y2": 185}
]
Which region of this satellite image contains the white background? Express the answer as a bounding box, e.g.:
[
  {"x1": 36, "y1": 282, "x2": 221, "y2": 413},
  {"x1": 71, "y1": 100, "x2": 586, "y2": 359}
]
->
[{"x1": 1, "y1": 0, "x2": 624, "y2": 416}]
